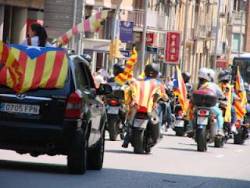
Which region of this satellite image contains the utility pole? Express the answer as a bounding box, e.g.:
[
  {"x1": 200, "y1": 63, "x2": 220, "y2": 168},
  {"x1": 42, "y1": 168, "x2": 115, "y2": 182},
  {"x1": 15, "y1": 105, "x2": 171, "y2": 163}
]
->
[
  {"x1": 140, "y1": 0, "x2": 149, "y2": 74},
  {"x1": 181, "y1": 0, "x2": 190, "y2": 70},
  {"x1": 213, "y1": 0, "x2": 221, "y2": 69},
  {"x1": 238, "y1": 10, "x2": 244, "y2": 57},
  {"x1": 72, "y1": 0, "x2": 78, "y2": 52}
]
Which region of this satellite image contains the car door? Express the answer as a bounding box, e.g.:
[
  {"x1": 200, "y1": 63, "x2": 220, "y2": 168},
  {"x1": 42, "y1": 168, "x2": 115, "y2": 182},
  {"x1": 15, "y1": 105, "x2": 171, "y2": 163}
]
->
[{"x1": 81, "y1": 63, "x2": 105, "y2": 145}]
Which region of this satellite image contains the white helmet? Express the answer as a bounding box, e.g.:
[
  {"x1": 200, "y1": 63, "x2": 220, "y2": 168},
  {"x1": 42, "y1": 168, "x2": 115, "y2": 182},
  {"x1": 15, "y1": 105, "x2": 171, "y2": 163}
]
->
[
  {"x1": 198, "y1": 68, "x2": 211, "y2": 82},
  {"x1": 207, "y1": 68, "x2": 216, "y2": 82}
]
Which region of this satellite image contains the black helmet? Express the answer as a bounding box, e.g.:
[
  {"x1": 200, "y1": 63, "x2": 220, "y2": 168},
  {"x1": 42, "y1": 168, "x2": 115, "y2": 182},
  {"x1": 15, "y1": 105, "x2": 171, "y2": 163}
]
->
[
  {"x1": 182, "y1": 72, "x2": 191, "y2": 83},
  {"x1": 144, "y1": 63, "x2": 160, "y2": 78},
  {"x1": 218, "y1": 70, "x2": 231, "y2": 83},
  {"x1": 113, "y1": 63, "x2": 124, "y2": 76}
]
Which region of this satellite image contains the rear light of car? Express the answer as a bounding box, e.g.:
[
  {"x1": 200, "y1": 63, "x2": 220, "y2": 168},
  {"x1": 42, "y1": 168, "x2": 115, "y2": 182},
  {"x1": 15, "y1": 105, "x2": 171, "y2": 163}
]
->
[
  {"x1": 65, "y1": 90, "x2": 83, "y2": 119},
  {"x1": 108, "y1": 99, "x2": 119, "y2": 106}
]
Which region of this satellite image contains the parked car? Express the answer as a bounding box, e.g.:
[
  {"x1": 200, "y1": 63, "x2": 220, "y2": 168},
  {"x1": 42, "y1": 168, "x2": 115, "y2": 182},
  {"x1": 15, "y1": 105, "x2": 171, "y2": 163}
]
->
[{"x1": 0, "y1": 54, "x2": 112, "y2": 174}]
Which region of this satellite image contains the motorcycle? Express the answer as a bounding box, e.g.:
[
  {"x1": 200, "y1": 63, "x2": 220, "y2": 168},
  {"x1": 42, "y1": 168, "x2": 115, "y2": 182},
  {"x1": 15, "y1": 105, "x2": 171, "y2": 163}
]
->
[
  {"x1": 191, "y1": 89, "x2": 224, "y2": 152},
  {"x1": 130, "y1": 105, "x2": 161, "y2": 154},
  {"x1": 106, "y1": 83, "x2": 126, "y2": 141},
  {"x1": 173, "y1": 103, "x2": 188, "y2": 136}
]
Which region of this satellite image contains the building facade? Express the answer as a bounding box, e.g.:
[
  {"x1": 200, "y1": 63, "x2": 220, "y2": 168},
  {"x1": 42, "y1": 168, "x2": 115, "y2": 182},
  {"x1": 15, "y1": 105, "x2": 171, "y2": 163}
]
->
[{"x1": 0, "y1": 0, "x2": 44, "y2": 43}]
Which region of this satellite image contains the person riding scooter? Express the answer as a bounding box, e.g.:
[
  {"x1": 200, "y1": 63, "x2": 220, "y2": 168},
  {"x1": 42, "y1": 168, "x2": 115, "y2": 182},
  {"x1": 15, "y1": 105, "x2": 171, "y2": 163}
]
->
[
  {"x1": 188, "y1": 68, "x2": 225, "y2": 136},
  {"x1": 218, "y1": 70, "x2": 237, "y2": 135},
  {"x1": 122, "y1": 63, "x2": 168, "y2": 148}
]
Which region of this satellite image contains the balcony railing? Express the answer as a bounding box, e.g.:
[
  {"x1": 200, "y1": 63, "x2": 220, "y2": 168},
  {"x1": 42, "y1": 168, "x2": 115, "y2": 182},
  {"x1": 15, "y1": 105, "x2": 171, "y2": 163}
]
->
[{"x1": 127, "y1": 10, "x2": 144, "y2": 28}]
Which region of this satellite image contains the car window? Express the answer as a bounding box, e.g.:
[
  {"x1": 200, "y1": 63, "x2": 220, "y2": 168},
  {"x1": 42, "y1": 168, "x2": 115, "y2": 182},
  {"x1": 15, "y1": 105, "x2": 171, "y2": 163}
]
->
[
  {"x1": 81, "y1": 64, "x2": 96, "y2": 89},
  {"x1": 74, "y1": 62, "x2": 88, "y2": 90}
]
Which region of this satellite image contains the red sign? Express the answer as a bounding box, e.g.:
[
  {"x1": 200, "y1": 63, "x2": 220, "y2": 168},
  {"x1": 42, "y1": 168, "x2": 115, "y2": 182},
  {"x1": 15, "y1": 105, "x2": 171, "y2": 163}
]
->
[
  {"x1": 146, "y1": 33, "x2": 155, "y2": 46},
  {"x1": 216, "y1": 59, "x2": 228, "y2": 68},
  {"x1": 165, "y1": 32, "x2": 181, "y2": 64}
]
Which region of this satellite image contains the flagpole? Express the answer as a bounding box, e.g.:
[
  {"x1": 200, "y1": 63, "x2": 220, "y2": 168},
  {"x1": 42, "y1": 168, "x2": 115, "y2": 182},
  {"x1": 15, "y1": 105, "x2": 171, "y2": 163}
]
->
[{"x1": 141, "y1": 0, "x2": 148, "y2": 75}]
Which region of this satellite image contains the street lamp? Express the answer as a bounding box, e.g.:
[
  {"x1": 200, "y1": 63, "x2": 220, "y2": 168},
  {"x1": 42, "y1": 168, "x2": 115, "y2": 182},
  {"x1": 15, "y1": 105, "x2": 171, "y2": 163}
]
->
[{"x1": 213, "y1": 0, "x2": 221, "y2": 69}]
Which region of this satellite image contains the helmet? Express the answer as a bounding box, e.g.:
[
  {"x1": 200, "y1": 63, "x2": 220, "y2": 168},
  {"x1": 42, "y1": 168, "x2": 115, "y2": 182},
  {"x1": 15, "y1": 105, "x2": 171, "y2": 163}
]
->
[
  {"x1": 218, "y1": 70, "x2": 231, "y2": 83},
  {"x1": 198, "y1": 68, "x2": 211, "y2": 82},
  {"x1": 182, "y1": 72, "x2": 191, "y2": 83},
  {"x1": 198, "y1": 68, "x2": 215, "y2": 82},
  {"x1": 144, "y1": 63, "x2": 160, "y2": 78},
  {"x1": 113, "y1": 63, "x2": 124, "y2": 76}
]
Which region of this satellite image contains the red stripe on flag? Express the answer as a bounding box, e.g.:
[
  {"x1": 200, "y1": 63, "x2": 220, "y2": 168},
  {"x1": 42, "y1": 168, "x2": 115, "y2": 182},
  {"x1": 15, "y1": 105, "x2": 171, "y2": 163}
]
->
[
  {"x1": 0, "y1": 67, "x2": 7, "y2": 85},
  {"x1": 46, "y1": 51, "x2": 65, "y2": 88},
  {"x1": 15, "y1": 52, "x2": 27, "y2": 92},
  {"x1": 31, "y1": 53, "x2": 46, "y2": 89}
]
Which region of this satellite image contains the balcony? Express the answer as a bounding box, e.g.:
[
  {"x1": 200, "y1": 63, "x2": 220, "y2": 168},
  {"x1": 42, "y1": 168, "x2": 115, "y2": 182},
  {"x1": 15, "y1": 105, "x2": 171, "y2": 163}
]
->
[
  {"x1": 232, "y1": 11, "x2": 246, "y2": 26},
  {"x1": 127, "y1": 9, "x2": 144, "y2": 28}
]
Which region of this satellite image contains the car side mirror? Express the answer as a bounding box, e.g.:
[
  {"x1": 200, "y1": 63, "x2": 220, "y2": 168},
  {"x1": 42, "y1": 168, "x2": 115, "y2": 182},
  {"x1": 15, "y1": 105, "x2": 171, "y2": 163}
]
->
[{"x1": 97, "y1": 84, "x2": 112, "y2": 95}]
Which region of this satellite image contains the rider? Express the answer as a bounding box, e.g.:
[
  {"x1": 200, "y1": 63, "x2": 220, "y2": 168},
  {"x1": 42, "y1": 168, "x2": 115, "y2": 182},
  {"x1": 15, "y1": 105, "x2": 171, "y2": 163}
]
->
[
  {"x1": 182, "y1": 71, "x2": 192, "y2": 98},
  {"x1": 188, "y1": 68, "x2": 225, "y2": 136},
  {"x1": 218, "y1": 70, "x2": 237, "y2": 133},
  {"x1": 122, "y1": 63, "x2": 168, "y2": 148}
]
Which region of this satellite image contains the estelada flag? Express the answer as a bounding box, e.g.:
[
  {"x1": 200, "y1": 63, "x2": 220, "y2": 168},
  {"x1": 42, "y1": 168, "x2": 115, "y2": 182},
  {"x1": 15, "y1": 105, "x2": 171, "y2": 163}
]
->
[
  {"x1": 0, "y1": 41, "x2": 25, "y2": 91},
  {"x1": 234, "y1": 66, "x2": 247, "y2": 120},
  {"x1": 115, "y1": 47, "x2": 137, "y2": 85},
  {"x1": 0, "y1": 43, "x2": 68, "y2": 93},
  {"x1": 173, "y1": 66, "x2": 188, "y2": 113}
]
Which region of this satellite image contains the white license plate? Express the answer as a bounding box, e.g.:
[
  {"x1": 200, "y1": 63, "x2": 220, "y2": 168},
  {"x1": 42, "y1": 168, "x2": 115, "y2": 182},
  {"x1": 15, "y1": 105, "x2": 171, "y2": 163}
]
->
[
  {"x1": 197, "y1": 116, "x2": 208, "y2": 125},
  {"x1": 108, "y1": 106, "x2": 119, "y2": 114},
  {"x1": 175, "y1": 120, "x2": 184, "y2": 127},
  {"x1": 133, "y1": 119, "x2": 148, "y2": 128},
  {"x1": 0, "y1": 103, "x2": 40, "y2": 115}
]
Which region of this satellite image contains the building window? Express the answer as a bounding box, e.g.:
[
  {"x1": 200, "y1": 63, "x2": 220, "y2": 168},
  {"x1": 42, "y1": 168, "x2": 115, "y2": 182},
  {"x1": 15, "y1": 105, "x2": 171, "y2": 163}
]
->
[{"x1": 232, "y1": 33, "x2": 241, "y2": 52}]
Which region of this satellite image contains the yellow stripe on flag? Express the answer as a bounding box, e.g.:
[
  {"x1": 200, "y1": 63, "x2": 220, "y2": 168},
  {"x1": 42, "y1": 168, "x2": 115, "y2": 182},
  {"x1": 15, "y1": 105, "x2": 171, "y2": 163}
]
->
[
  {"x1": 20, "y1": 59, "x2": 37, "y2": 93},
  {"x1": 6, "y1": 48, "x2": 19, "y2": 67},
  {"x1": 40, "y1": 52, "x2": 56, "y2": 87},
  {"x1": 55, "y1": 55, "x2": 68, "y2": 88},
  {"x1": 6, "y1": 70, "x2": 14, "y2": 88}
]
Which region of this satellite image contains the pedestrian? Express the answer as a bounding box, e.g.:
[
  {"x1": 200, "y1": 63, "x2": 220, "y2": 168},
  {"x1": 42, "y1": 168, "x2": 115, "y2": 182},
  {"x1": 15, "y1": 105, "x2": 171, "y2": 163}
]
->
[{"x1": 21, "y1": 23, "x2": 52, "y2": 47}]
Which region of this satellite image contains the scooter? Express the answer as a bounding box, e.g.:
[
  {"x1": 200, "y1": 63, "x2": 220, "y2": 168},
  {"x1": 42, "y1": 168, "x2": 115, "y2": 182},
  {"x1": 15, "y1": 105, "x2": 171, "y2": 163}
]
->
[
  {"x1": 191, "y1": 89, "x2": 224, "y2": 152},
  {"x1": 130, "y1": 106, "x2": 160, "y2": 154},
  {"x1": 106, "y1": 83, "x2": 126, "y2": 141}
]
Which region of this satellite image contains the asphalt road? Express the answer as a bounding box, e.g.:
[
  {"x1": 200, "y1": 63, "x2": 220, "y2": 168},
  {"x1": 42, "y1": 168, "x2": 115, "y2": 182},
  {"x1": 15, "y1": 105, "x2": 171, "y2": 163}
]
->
[{"x1": 0, "y1": 130, "x2": 250, "y2": 188}]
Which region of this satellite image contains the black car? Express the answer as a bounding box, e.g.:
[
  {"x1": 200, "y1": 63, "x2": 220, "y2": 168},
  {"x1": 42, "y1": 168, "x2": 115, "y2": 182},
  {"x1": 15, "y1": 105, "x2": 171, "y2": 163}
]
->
[{"x1": 0, "y1": 54, "x2": 112, "y2": 174}]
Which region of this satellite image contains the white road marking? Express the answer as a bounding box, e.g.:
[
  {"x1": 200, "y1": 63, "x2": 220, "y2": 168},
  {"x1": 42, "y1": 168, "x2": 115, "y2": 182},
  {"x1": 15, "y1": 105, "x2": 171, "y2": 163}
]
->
[{"x1": 216, "y1": 154, "x2": 224, "y2": 158}]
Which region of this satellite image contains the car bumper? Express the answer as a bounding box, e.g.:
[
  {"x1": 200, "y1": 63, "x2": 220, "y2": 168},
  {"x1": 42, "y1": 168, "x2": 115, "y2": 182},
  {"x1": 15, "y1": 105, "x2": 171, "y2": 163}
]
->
[{"x1": 0, "y1": 119, "x2": 82, "y2": 153}]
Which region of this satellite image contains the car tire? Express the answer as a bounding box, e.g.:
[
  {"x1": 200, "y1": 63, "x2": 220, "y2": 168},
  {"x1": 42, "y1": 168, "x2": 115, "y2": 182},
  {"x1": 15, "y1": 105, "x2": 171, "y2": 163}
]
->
[
  {"x1": 87, "y1": 130, "x2": 105, "y2": 170},
  {"x1": 67, "y1": 129, "x2": 87, "y2": 174}
]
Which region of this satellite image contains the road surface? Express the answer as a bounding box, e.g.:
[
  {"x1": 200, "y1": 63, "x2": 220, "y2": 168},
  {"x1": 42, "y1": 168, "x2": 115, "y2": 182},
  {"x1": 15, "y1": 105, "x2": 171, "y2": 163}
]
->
[{"x1": 0, "y1": 130, "x2": 250, "y2": 188}]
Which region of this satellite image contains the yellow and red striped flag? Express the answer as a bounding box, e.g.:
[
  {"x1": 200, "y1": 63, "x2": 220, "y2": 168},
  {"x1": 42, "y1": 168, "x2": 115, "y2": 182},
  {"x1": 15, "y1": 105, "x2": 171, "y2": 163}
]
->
[
  {"x1": 0, "y1": 41, "x2": 25, "y2": 90},
  {"x1": 173, "y1": 66, "x2": 189, "y2": 113},
  {"x1": 57, "y1": 10, "x2": 109, "y2": 46},
  {"x1": 0, "y1": 43, "x2": 68, "y2": 93},
  {"x1": 234, "y1": 67, "x2": 247, "y2": 120},
  {"x1": 115, "y1": 47, "x2": 137, "y2": 85}
]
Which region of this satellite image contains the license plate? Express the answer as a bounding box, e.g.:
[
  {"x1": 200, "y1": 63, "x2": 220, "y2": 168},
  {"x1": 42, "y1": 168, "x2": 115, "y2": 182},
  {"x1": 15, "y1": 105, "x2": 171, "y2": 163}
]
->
[
  {"x1": 0, "y1": 103, "x2": 40, "y2": 115},
  {"x1": 133, "y1": 119, "x2": 148, "y2": 128},
  {"x1": 108, "y1": 106, "x2": 119, "y2": 114},
  {"x1": 175, "y1": 120, "x2": 184, "y2": 127},
  {"x1": 197, "y1": 116, "x2": 208, "y2": 125}
]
